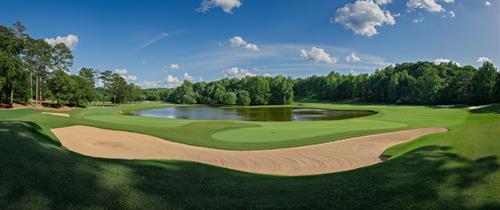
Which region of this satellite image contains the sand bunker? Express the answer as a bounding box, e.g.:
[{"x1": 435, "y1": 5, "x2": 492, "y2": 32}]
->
[
  {"x1": 41, "y1": 112, "x2": 70, "y2": 117},
  {"x1": 51, "y1": 126, "x2": 447, "y2": 176}
]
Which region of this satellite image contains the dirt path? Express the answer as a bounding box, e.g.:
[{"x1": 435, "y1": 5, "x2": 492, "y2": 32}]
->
[
  {"x1": 41, "y1": 112, "x2": 70, "y2": 117},
  {"x1": 51, "y1": 126, "x2": 447, "y2": 176}
]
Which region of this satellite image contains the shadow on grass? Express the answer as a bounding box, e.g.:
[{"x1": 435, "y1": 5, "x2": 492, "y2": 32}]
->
[{"x1": 0, "y1": 121, "x2": 499, "y2": 209}]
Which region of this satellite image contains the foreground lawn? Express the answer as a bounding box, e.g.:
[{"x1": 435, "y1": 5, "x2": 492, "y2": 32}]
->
[{"x1": 0, "y1": 103, "x2": 499, "y2": 209}]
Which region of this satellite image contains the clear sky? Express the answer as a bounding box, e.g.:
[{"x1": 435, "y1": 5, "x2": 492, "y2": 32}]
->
[{"x1": 1, "y1": 0, "x2": 498, "y2": 88}]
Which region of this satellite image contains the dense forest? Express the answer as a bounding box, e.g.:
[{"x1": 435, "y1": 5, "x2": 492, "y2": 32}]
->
[
  {"x1": 294, "y1": 61, "x2": 499, "y2": 105},
  {"x1": 160, "y1": 61, "x2": 499, "y2": 106},
  {"x1": 1, "y1": 22, "x2": 499, "y2": 107},
  {"x1": 160, "y1": 76, "x2": 294, "y2": 105},
  {"x1": 0, "y1": 22, "x2": 143, "y2": 107}
]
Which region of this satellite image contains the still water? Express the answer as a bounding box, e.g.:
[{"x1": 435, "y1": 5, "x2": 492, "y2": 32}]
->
[{"x1": 135, "y1": 106, "x2": 375, "y2": 122}]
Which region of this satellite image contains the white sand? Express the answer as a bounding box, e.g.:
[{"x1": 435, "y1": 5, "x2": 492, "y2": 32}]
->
[{"x1": 51, "y1": 126, "x2": 447, "y2": 176}]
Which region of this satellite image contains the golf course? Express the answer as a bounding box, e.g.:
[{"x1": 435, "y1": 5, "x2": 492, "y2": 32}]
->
[
  {"x1": 1, "y1": 0, "x2": 499, "y2": 209},
  {"x1": 1, "y1": 102, "x2": 500, "y2": 209}
]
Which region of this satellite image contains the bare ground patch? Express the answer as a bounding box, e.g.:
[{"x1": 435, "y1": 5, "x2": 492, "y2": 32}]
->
[
  {"x1": 51, "y1": 126, "x2": 447, "y2": 176},
  {"x1": 41, "y1": 112, "x2": 70, "y2": 117}
]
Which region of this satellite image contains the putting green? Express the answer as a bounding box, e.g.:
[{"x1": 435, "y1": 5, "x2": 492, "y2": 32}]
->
[{"x1": 211, "y1": 119, "x2": 407, "y2": 143}]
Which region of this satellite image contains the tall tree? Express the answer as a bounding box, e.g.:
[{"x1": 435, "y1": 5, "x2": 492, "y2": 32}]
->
[
  {"x1": 472, "y1": 62, "x2": 498, "y2": 104},
  {"x1": 79, "y1": 68, "x2": 96, "y2": 87},
  {"x1": 24, "y1": 38, "x2": 52, "y2": 103},
  {"x1": 51, "y1": 43, "x2": 73, "y2": 72},
  {"x1": 0, "y1": 25, "x2": 26, "y2": 104}
]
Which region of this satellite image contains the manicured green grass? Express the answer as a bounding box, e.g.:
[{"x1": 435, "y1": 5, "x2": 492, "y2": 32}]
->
[
  {"x1": 58, "y1": 102, "x2": 469, "y2": 150},
  {"x1": 0, "y1": 103, "x2": 499, "y2": 209}
]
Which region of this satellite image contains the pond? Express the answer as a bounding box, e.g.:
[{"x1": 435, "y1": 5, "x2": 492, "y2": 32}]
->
[{"x1": 134, "y1": 106, "x2": 375, "y2": 122}]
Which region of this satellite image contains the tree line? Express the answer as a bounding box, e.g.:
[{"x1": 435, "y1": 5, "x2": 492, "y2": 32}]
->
[
  {"x1": 294, "y1": 61, "x2": 499, "y2": 105},
  {"x1": 0, "y1": 22, "x2": 143, "y2": 107},
  {"x1": 160, "y1": 76, "x2": 294, "y2": 105}
]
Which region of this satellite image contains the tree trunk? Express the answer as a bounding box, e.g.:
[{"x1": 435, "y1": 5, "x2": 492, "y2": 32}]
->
[
  {"x1": 39, "y1": 76, "x2": 42, "y2": 102},
  {"x1": 35, "y1": 76, "x2": 39, "y2": 104},
  {"x1": 29, "y1": 71, "x2": 32, "y2": 104},
  {"x1": 10, "y1": 88, "x2": 14, "y2": 105}
]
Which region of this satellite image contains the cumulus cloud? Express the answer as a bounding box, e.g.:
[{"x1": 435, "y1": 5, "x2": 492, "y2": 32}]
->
[
  {"x1": 224, "y1": 67, "x2": 256, "y2": 78},
  {"x1": 113, "y1": 68, "x2": 137, "y2": 82},
  {"x1": 123, "y1": 75, "x2": 138, "y2": 81},
  {"x1": 345, "y1": 53, "x2": 361, "y2": 62},
  {"x1": 335, "y1": 0, "x2": 396, "y2": 36},
  {"x1": 170, "y1": 64, "x2": 180, "y2": 70},
  {"x1": 44, "y1": 34, "x2": 79, "y2": 49},
  {"x1": 183, "y1": 73, "x2": 194, "y2": 81},
  {"x1": 197, "y1": 0, "x2": 242, "y2": 13},
  {"x1": 229, "y1": 36, "x2": 260, "y2": 51},
  {"x1": 407, "y1": 0, "x2": 445, "y2": 13},
  {"x1": 113, "y1": 68, "x2": 128, "y2": 75},
  {"x1": 165, "y1": 75, "x2": 181, "y2": 86},
  {"x1": 477, "y1": 57, "x2": 492, "y2": 64},
  {"x1": 485, "y1": 1, "x2": 491, "y2": 6},
  {"x1": 443, "y1": 0, "x2": 454, "y2": 3},
  {"x1": 300, "y1": 47, "x2": 337, "y2": 64},
  {"x1": 375, "y1": 0, "x2": 392, "y2": 5},
  {"x1": 434, "y1": 58, "x2": 460, "y2": 66},
  {"x1": 140, "y1": 73, "x2": 198, "y2": 89}
]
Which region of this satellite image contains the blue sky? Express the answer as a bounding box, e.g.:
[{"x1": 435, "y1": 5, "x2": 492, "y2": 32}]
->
[{"x1": 0, "y1": 0, "x2": 498, "y2": 88}]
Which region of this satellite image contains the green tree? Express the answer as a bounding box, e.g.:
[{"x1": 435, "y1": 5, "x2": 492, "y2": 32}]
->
[
  {"x1": 472, "y1": 62, "x2": 498, "y2": 104},
  {"x1": 245, "y1": 77, "x2": 270, "y2": 105},
  {"x1": 236, "y1": 90, "x2": 251, "y2": 106},
  {"x1": 0, "y1": 25, "x2": 26, "y2": 104},
  {"x1": 51, "y1": 43, "x2": 73, "y2": 72},
  {"x1": 79, "y1": 68, "x2": 96, "y2": 87},
  {"x1": 223, "y1": 91, "x2": 237, "y2": 105},
  {"x1": 171, "y1": 81, "x2": 197, "y2": 104}
]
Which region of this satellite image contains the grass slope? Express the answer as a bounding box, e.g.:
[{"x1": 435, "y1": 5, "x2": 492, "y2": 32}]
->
[{"x1": 0, "y1": 104, "x2": 499, "y2": 209}]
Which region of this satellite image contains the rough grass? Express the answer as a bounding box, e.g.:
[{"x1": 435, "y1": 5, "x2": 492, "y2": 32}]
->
[{"x1": 0, "y1": 103, "x2": 499, "y2": 209}]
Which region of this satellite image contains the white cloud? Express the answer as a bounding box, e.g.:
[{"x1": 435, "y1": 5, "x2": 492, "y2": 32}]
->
[
  {"x1": 140, "y1": 80, "x2": 161, "y2": 89},
  {"x1": 407, "y1": 0, "x2": 444, "y2": 13},
  {"x1": 113, "y1": 68, "x2": 137, "y2": 82},
  {"x1": 345, "y1": 53, "x2": 361, "y2": 62},
  {"x1": 140, "y1": 73, "x2": 194, "y2": 89},
  {"x1": 183, "y1": 73, "x2": 194, "y2": 81},
  {"x1": 113, "y1": 68, "x2": 128, "y2": 75},
  {"x1": 224, "y1": 67, "x2": 256, "y2": 78},
  {"x1": 197, "y1": 0, "x2": 242, "y2": 13},
  {"x1": 123, "y1": 75, "x2": 137, "y2": 81},
  {"x1": 413, "y1": 17, "x2": 425, "y2": 23},
  {"x1": 335, "y1": 0, "x2": 396, "y2": 36},
  {"x1": 477, "y1": 57, "x2": 492, "y2": 64},
  {"x1": 300, "y1": 47, "x2": 337, "y2": 64},
  {"x1": 165, "y1": 75, "x2": 181, "y2": 87},
  {"x1": 229, "y1": 36, "x2": 260, "y2": 51},
  {"x1": 443, "y1": 0, "x2": 454, "y2": 3},
  {"x1": 375, "y1": 0, "x2": 392, "y2": 5},
  {"x1": 44, "y1": 34, "x2": 79, "y2": 49},
  {"x1": 434, "y1": 58, "x2": 460, "y2": 66},
  {"x1": 485, "y1": 1, "x2": 491, "y2": 6},
  {"x1": 170, "y1": 64, "x2": 180, "y2": 70},
  {"x1": 143, "y1": 32, "x2": 168, "y2": 48},
  {"x1": 449, "y1": 11, "x2": 455, "y2": 17}
]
